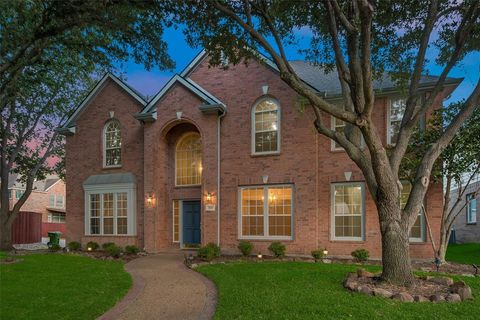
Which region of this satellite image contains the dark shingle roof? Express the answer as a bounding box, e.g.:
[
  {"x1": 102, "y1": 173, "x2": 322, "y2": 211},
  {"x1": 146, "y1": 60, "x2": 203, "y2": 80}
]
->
[{"x1": 289, "y1": 61, "x2": 463, "y2": 97}]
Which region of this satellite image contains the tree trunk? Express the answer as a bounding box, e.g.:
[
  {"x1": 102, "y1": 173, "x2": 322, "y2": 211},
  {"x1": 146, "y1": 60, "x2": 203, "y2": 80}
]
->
[
  {"x1": 437, "y1": 226, "x2": 450, "y2": 263},
  {"x1": 378, "y1": 203, "x2": 415, "y2": 286},
  {"x1": 0, "y1": 210, "x2": 13, "y2": 251}
]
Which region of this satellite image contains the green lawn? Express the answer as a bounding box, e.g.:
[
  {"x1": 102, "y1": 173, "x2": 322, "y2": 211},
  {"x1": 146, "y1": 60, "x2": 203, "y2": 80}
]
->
[
  {"x1": 0, "y1": 254, "x2": 131, "y2": 320},
  {"x1": 447, "y1": 243, "x2": 480, "y2": 265},
  {"x1": 198, "y1": 262, "x2": 480, "y2": 320}
]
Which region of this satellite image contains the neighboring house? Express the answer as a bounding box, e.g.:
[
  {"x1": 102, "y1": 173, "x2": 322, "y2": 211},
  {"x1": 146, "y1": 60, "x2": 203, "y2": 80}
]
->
[
  {"x1": 59, "y1": 50, "x2": 461, "y2": 259},
  {"x1": 451, "y1": 180, "x2": 480, "y2": 243},
  {"x1": 5, "y1": 174, "x2": 67, "y2": 242}
]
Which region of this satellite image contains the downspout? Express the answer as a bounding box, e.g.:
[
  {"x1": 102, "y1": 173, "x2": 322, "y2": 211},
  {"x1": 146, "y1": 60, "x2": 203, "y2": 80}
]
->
[{"x1": 217, "y1": 109, "x2": 226, "y2": 246}]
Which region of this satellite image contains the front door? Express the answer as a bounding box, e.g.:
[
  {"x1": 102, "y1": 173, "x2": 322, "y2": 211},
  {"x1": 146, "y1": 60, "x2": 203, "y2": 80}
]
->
[{"x1": 182, "y1": 200, "x2": 201, "y2": 246}]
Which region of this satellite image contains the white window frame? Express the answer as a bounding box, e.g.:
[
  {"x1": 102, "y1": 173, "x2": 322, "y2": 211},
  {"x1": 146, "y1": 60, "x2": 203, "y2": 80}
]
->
[
  {"x1": 103, "y1": 119, "x2": 122, "y2": 168},
  {"x1": 175, "y1": 132, "x2": 202, "y2": 187},
  {"x1": 238, "y1": 184, "x2": 294, "y2": 240},
  {"x1": 331, "y1": 182, "x2": 365, "y2": 241},
  {"x1": 48, "y1": 212, "x2": 66, "y2": 223},
  {"x1": 467, "y1": 193, "x2": 477, "y2": 224},
  {"x1": 84, "y1": 183, "x2": 136, "y2": 236},
  {"x1": 251, "y1": 97, "x2": 281, "y2": 155}
]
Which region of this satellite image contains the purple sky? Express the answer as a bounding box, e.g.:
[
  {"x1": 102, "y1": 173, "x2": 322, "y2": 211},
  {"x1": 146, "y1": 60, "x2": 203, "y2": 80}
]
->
[{"x1": 120, "y1": 26, "x2": 479, "y2": 104}]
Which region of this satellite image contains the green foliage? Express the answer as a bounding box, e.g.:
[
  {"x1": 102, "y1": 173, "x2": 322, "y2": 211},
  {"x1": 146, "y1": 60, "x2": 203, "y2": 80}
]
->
[
  {"x1": 268, "y1": 242, "x2": 286, "y2": 258},
  {"x1": 86, "y1": 241, "x2": 99, "y2": 251},
  {"x1": 351, "y1": 249, "x2": 369, "y2": 262},
  {"x1": 238, "y1": 241, "x2": 254, "y2": 256},
  {"x1": 311, "y1": 250, "x2": 324, "y2": 260},
  {"x1": 0, "y1": 254, "x2": 131, "y2": 319},
  {"x1": 67, "y1": 241, "x2": 81, "y2": 251},
  {"x1": 125, "y1": 245, "x2": 140, "y2": 255},
  {"x1": 102, "y1": 242, "x2": 116, "y2": 250},
  {"x1": 49, "y1": 244, "x2": 61, "y2": 252},
  {"x1": 105, "y1": 245, "x2": 123, "y2": 258},
  {"x1": 198, "y1": 243, "x2": 221, "y2": 261}
]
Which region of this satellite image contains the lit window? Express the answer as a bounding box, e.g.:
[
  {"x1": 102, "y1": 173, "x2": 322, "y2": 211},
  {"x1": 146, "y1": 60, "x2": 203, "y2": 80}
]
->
[
  {"x1": 400, "y1": 181, "x2": 425, "y2": 242},
  {"x1": 388, "y1": 98, "x2": 406, "y2": 145},
  {"x1": 87, "y1": 192, "x2": 132, "y2": 235},
  {"x1": 173, "y1": 200, "x2": 180, "y2": 242},
  {"x1": 175, "y1": 132, "x2": 202, "y2": 186},
  {"x1": 332, "y1": 183, "x2": 364, "y2": 240},
  {"x1": 467, "y1": 193, "x2": 477, "y2": 224},
  {"x1": 239, "y1": 185, "x2": 292, "y2": 239},
  {"x1": 104, "y1": 120, "x2": 121, "y2": 167},
  {"x1": 252, "y1": 99, "x2": 280, "y2": 154}
]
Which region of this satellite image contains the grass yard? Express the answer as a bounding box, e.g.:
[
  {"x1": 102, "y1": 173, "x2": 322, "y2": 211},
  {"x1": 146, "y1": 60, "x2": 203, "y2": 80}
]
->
[
  {"x1": 0, "y1": 253, "x2": 131, "y2": 320},
  {"x1": 446, "y1": 243, "x2": 480, "y2": 265},
  {"x1": 198, "y1": 262, "x2": 480, "y2": 320}
]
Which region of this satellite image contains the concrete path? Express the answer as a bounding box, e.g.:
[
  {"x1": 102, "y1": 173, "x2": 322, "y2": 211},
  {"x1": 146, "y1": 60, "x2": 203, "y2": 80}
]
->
[{"x1": 98, "y1": 254, "x2": 217, "y2": 320}]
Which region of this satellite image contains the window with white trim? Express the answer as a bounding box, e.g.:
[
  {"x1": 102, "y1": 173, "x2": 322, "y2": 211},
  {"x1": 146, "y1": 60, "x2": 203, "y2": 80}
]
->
[
  {"x1": 49, "y1": 194, "x2": 64, "y2": 208},
  {"x1": 104, "y1": 120, "x2": 121, "y2": 167},
  {"x1": 332, "y1": 183, "x2": 364, "y2": 240},
  {"x1": 48, "y1": 213, "x2": 65, "y2": 223},
  {"x1": 252, "y1": 99, "x2": 280, "y2": 154},
  {"x1": 467, "y1": 193, "x2": 477, "y2": 224},
  {"x1": 175, "y1": 132, "x2": 202, "y2": 186},
  {"x1": 173, "y1": 200, "x2": 180, "y2": 242},
  {"x1": 400, "y1": 181, "x2": 425, "y2": 242},
  {"x1": 239, "y1": 185, "x2": 293, "y2": 239},
  {"x1": 85, "y1": 188, "x2": 135, "y2": 236},
  {"x1": 388, "y1": 98, "x2": 406, "y2": 145}
]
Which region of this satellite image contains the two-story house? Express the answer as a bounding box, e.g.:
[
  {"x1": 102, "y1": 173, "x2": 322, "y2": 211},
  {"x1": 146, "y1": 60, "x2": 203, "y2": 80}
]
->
[{"x1": 59, "y1": 50, "x2": 461, "y2": 258}]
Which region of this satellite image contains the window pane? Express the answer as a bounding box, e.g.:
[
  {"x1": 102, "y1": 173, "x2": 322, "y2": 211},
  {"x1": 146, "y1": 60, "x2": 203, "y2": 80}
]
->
[
  {"x1": 104, "y1": 218, "x2": 114, "y2": 234},
  {"x1": 254, "y1": 100, "x2": 279, "y2": 153},
  {"x1": 467, "y1": 194, "x2": 477, "y2": 223},
  {"x1": 117, "y1": 218, "x2": 128, "y2": 235},
  {"x1": 268, "y1": 187, "x2": 292, "y2": 237},
  {"x1": 49, "y1": 195, "x2": 55, "y2": 207},
  {"x1": 410, "y1": 214, "x2": 422, "y2": 239},
  {"x1": 241, "y1": 188, "x2": 265, "y2": 236},
  {"x1": 90, "y1": 218, "x2": 100, "y2": 234},
  {"x1": 400, "y1": 182, "x2": 412, "y2": 209},
  {"x1": 255, "y1": 131, "x2": 278, "y2": 153},
  {"x1": 176, "y1": 132, "x2": 202, "y2": 186},
  {"x1": 333, "y1": 184, "x2": 363, "y2": 239},
  {"x1": 389, "y1": 99, "x2": 406, "y2": 144},
  {"x1": 104, "y1": 120, "x2": 121, "y2": 166},
  {"x1": 55, "y1": 195, "x2": 64, "y2": 208}
]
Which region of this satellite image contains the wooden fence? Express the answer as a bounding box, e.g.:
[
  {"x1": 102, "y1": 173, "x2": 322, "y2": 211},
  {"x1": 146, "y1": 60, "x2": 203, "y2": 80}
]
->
[{"x1": 11, "y1": 211, "x2": 42, "y2": 244}]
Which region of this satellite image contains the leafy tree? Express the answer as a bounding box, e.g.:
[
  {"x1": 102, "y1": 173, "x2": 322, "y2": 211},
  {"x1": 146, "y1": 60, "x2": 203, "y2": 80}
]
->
[
  {"x1": 0, "y1": 0, "x2": 173, "y2": 250},
  {"x1": 402, "y1": 101, "x2": 480, "y2": 263},
  {"x1": 173, "y1": 0, "x2": 480, "y2": 285}
]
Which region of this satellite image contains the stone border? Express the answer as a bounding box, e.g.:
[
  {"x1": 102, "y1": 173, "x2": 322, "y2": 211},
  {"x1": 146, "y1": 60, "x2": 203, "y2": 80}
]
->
[{"x1": 96, "y1": 261, "x2": 146, "y2": 320}]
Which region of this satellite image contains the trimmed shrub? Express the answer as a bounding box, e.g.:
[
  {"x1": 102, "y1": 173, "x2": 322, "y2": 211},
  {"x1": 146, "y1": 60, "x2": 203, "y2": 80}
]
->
[
  {"x1": 238, "y1": 241, "x2": 253, "y2": 257},
  {"x1": 198, "y1": 242, "x2": 220, "y2": 261},
  {"x1": 102, "y1": 242, "x2": 115, "y2": 250},
  {"x1": 311, "y1": 250, "x2": 324, "y2": 261},
  {"x1": 86, "y1": 241, "x2": 99, "y2": 251},
  {"x1": 351, "y1": 249, "x2": 369, "y2": 262},
  {"x1": 105, "y1": 245, "x2": 123, "y2": 258},
  {"x1": 268, "y1": 242, "x2": 286, "y2": 258},
  {"x1": 125, "y1": 245, "x2": 140, "y2": 255},
  {"x1": 67, "y1": 241, "x2": 81, "y2": 251}
]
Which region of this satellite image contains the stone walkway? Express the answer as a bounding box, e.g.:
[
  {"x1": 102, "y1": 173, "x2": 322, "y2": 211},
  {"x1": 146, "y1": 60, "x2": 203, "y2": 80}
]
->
[{"x1": 98, "y1": 253, "x2": 217, "y2": 320}]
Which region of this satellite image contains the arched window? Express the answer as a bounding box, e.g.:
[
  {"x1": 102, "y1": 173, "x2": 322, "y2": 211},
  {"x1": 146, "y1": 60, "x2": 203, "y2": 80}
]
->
[
  {"x1": 103, "y1": 120, "x2": 121, "y2": 167},
  {"x1": 252, "y1": 98, "x2": 280, "y2": 154},
  {"x1": 175, "y1": 132, "x2": 202, "y2": 186}
]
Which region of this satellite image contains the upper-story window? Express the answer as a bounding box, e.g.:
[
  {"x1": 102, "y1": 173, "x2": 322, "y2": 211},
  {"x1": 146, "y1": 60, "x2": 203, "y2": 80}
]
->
[
  {"x1": 252, "y1": 98, "x2": 280, "y2": 154},
  {"x1": 104, "y1": 120, "x2": 121, "y2": 167},
  {"x1": 467, "y1": 193, "x2": 477, "y2": 224},
  {"x1": 175, "y1": 132, "x2": 202, "y2": 186},
  {"x1": 49, "y1": 194, "x2": 65, "y2": 208},
  {"x1": 388, "y1": 98, "x2": 406, "y2": 145},
  {"x1": 400, "y1": 181, "x2": 425, "y2": 242}
]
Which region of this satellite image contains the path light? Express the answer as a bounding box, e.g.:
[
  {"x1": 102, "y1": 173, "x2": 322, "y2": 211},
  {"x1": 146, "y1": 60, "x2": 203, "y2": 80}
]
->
[
  {"x1": 257, "y1": 253, "x2": 263, "y2": 259},
  {"x1": 87, "y1": 247, "x2": 92, "y2": 252},
  {"x1": 434, "y1": 257, "x2": 441, "y2": 272},
  {"x1": 323, "y1": 248, "x2": 329, "y2": 257}
]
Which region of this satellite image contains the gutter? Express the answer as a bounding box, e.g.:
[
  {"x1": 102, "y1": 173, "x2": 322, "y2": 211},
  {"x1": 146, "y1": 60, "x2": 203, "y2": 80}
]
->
[{"x1": 217, "y1": 108, "x2": 226, "y2": 246}]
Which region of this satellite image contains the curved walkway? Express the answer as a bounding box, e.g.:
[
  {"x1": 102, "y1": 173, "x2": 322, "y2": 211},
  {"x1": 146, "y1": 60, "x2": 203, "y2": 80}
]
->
[{"x1": 98, "y1": 253, "x2": 217, "y2": 320}]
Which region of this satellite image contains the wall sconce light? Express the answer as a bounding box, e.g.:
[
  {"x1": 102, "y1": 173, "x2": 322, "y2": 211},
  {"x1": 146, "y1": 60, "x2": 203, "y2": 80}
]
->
[
  {"x1": 176, "y1": 111, "x2": 183, "y2": 119},
  {"x1": 146, "y1": 192, "x2": 155, "y2": 207},
  {"x1": 261, "y1": 175, "x2": 269, "y2": 184},
  {"x1": 206, "y1": 192, "x2": 213, "y2": 203}
]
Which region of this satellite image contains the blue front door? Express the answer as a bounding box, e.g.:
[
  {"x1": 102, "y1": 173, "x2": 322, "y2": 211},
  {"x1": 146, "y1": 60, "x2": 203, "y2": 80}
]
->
[{"x1": 182, "y1": 200, "x2": 201, "y2": 245}]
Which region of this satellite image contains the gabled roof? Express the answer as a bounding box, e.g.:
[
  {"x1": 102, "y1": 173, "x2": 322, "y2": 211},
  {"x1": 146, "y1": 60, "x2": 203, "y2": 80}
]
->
[
  {"x1": 137, "y1": 74, "x2": 226, "y2": 116},
  {"x1": 58, "y1": 73, "x2": 147, "y2": 135}
]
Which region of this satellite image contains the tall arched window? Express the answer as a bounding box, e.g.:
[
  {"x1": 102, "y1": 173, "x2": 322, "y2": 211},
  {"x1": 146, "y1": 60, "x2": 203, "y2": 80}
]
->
[
  {"x1": 176, "y1": 132, "x2": 202, "y2": 186},
  {"x1": 252, "y1": 98, "x2": 280, "y2": 154},
  {"x1": 104, "y1": 120, "x2": 121, "y2": 167}
]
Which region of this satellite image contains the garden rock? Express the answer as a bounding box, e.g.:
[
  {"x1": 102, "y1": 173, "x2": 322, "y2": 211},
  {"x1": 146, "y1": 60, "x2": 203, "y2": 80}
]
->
[
  {"x1": 445, "y1": 294, "x2": 461, "y2": 303},
  {"x1": 343, "y1": 279, "x2": 358, "y2": 291},
  {"x1": 357, "y1": 268, "x2": 374, "y2": 278},
  {"x1": 413, "y1": 295, "x2": 429, "y2": 302},
  {"x1": 429, "y1": 294, "x2": 446, "y2": 303},
  {"x1": 358, "y1": 285, "x2": 373, "y2": 295},
  {"x1": 392, "y1": 292, "x2": 414, "y2": 302},
  {"x1": 429, "y1": 276, "x2": 453, "y2": 286},
  {"x1": 450, "y1": 280, "x2": 467, "y2": 293},
  {"x1": 456, "y1": 286, "x2": 473, "y2": 301},
  {"x1": 373, "y1": 288, "x2": 393, "y2": 298}
]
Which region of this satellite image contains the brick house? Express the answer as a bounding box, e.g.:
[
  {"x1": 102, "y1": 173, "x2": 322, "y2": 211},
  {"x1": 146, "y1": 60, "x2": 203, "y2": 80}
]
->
[
  {"x1": 59, "y1": 50, "x2": 461, "y2": 258},
  {"x1": 451, "y1": 180, "x2": 480, "y2": 243}
]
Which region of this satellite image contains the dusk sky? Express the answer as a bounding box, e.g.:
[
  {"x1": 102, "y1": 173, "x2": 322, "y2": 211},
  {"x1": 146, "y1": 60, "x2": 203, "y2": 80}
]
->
[{"x1": 120, "y1": 26, "x2": 479, "y2": 105}]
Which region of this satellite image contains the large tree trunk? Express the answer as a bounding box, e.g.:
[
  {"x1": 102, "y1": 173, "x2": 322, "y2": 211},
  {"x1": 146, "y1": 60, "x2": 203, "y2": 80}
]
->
[
  {"x1": 0, "y1": 207, "x2": 13, "y2": 251},
  {"x1": 437, "y1": 226, "x2": 451, "y2": 263},
  {"x1": 378, "y1": 201, "x2": 415, "y2": 286}
]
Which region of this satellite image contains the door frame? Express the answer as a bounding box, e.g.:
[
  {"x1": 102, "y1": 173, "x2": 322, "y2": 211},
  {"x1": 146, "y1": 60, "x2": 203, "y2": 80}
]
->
[{"x1": 178, "y1": 199, "x2": 201, "y2": 248}]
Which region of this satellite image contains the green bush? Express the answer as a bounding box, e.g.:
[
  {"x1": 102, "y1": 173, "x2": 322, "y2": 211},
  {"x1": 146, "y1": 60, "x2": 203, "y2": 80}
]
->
[
  {"x1": 86, "y1": 241, "x2": 99, "y2": 251},
  {"x1": 67, "y1": 241, "x2": 81, "y2": 251},
  {"x1": 49, "y1": 244, "x2": 61, "y2": 252},
  {"x1": 311, "y1": 250, "x2": 324, "y2": 260},
  {"x1": 105, "y1": 245, "x2": 123, "y2": 258},
  {"x1": 102, "y1": 242, "x2": 115, "y2": 250},
  {"x1": 268, "y1": 242, "x2": 286, "y2": 258},
  {"x1": 351, "y1": 249, "x2": 369, "y2": 262},
  {"x1": 125, "y1": 245, "x2": 140, "y2": 255},
  {"x1": 238, "y1": 241, "x2": 254, "y2": 256},
  {"x1": 198, "y1": 242, "x2": 221, "y2": 261}
]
